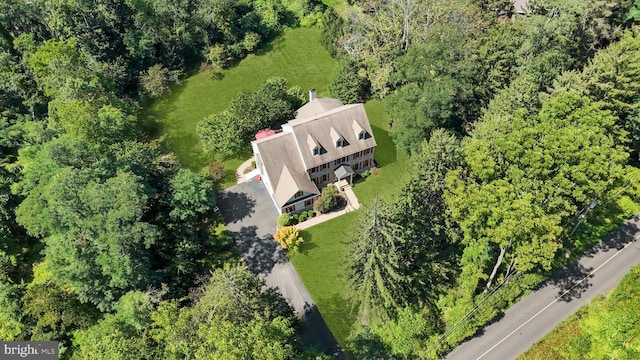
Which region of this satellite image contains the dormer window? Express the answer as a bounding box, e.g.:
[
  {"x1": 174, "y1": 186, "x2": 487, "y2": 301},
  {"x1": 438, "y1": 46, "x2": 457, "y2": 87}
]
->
[
  {"x1": 353, "y1": 119, "x2": 369, "y2": 140},
  {"x1": 307, "y1": 134, "x2": 323, "y2": 156},
  {"x1": 330, "y1": 127, "x2": 346, "y2": 148}
]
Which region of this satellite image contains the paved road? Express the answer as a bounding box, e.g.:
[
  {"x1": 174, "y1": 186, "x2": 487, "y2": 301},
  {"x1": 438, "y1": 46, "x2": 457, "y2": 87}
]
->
[
  {"x1": 218, "y1": 180, "x2": 345, "y2": 358},
  {"x1": 445, "y1": 216, "x2": 640, "y2": 360}
]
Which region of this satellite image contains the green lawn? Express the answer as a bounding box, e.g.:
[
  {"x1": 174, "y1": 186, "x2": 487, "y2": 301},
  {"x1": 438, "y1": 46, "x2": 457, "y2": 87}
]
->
[
  {"x1": 293, "y1": 212, "x2": 359, "y2": 347},
  {"x1": 291, "y1": 99, "x2": 410, "y2": 348},
  {"x1": 145, "y1": 27, "x2": 338, "y2": 188}
]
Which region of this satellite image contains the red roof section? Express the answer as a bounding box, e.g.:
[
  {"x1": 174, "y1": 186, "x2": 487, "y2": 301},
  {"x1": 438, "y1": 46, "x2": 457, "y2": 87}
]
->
[{"x1": 255, "y1": 129, "x2": 276, "y2": 140}]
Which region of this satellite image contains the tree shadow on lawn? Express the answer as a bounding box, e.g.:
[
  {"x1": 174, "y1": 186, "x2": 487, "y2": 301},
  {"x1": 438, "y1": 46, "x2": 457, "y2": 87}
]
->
[
  {"x1": 370, "y1": 124, "x2": 397, "y2": 167},
  {"x1": 233, "y1": 226, "x2": 288, "y2": 278},
  {"x1": 297, "y1": 230, "x2": 318, "y2": 256},
  {"x1": 298, "y1": 302, "x2": 348, "y2": 359},
  {"x1": 163, "y1": 131, "x2": 211, "y2": 171},
  {"x1": 218, "y1": 191, "x2": 257, "y2": 224}
]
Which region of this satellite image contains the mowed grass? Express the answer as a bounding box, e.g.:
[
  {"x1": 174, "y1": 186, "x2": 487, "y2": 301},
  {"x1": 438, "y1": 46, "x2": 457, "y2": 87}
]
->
[
  {"x1": 294, "y1": 212, "x2": 359, "y2": 347},
  {"x1": 145, "y1": 27, "x2": 338, "y2": 188},
  {"x1": 291, "y1": 99, "x2": 410, "y2": 348}
]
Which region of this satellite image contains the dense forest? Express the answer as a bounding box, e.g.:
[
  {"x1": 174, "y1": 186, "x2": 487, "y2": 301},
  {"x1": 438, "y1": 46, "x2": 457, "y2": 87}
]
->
[
  {"x1": 329, "y1": 0, "x2": 640, "y2": 358},
  {"x1": 1, "y1": 0, "x2": 640, "y2": 359},
  {"x1": 0, "y1": 0, "x2": 329, "y2": 359}
]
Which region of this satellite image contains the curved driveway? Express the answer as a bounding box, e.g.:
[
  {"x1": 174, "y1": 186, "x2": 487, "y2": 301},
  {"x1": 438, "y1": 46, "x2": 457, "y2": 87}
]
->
[
  {"x1": 218, "y1": 180, "x2": 345, "y2": 358},
  {"x1": 445, "y1": 216, "x2": 640, "y2": 360}
]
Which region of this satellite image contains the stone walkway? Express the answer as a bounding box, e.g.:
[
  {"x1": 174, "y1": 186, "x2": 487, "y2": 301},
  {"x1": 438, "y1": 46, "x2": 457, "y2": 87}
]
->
[
  {"x1": 296, "y1": 186, "x2": 360, "y2": 230},
  {"x1": 235, "y1": 156, "x2": 255, "y2": 184}
]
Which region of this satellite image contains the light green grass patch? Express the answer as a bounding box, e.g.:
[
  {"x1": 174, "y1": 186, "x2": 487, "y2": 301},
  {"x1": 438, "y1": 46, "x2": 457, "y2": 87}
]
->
[
  {"x1": 292, "y1": 212, "x2": 359, "y2": 348},
  {"x1": 353, "y1": 100, "x2": 410, "y2": 205},
  {"x1": 145, "y1": 27, "x2": 338, "y2": 188},
  {"x1": 291, "y1": 99, "x2": 410, "y2": 348}
]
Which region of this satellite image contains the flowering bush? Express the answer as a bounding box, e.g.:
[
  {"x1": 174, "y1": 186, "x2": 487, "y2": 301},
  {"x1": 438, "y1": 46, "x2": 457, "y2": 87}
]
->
[{"x1": 273, "y1": 226, "x2": 304, "y2": 253}]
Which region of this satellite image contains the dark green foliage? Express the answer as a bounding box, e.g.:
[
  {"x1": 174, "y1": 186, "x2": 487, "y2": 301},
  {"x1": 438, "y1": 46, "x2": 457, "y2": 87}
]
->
[
  {"x1": 22, "y1": 274, "x2": 100, "y2": 356},
  {"x1": 313, "y1": 184, "x2": 340, "y2": 214},
  {"x1": 150, "y1": 263, "x2": 297, "y2": 359},
  {"x1": 167, "y1": 169, "x2": 216, "y2": 223},
  {"x1": 17, "y1": 167, "x2": 160, "y2": 311},
  {"x1": 395, "y1": 130, "x2": 462, "y2": 304},
  {"x1": 71, "y1": 291, "x2": 160, "y2": 360},
  {"x1": 0, "y1": 282, "x2": 26, "y2": 341},
  {"x1": 386, "y1": 23, "x2": 483, "y2": 153},
  {"x1": 0, "y1": 0, "x2": 310, "y2": 357},
  {"x1": 348, "y1": 198, "x2": 408, "y2": 323},
  {"x1": 320, "y1": 7, "x2": 345, "y2": 57},
  {"x1": 329, "y1": 57, "x2": 369, "y2": 103},
  {"x1": 348, "y1": 326, "x2": 391, "y2": 359},
  {"x1": 550, "y1": 30, "x2": 640, "y2": 160},
  {"x1": 442, "y1": 92, "x2": 631, "y2": 343},
  {"x1": 198, "y1": 77, "x2": 302, "y2": 157}
]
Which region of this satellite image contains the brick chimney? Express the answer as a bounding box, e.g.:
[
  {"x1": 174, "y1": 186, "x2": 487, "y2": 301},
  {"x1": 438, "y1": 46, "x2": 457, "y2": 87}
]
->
[{"x1": 309, "y1": 88, "x2": 316, "y2": 101}]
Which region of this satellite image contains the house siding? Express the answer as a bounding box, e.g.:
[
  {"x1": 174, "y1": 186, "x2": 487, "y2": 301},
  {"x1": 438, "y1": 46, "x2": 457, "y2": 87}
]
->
[
  {"x1": 281, "y1": 196, "x2": 316, "y2": 214},
  {"x1": 307, "y1": 147, "x2": 375, "y2": 188}
]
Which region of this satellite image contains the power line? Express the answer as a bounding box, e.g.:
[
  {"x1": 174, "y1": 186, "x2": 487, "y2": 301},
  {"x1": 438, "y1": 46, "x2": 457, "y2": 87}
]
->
[{"x1": 426, "y1": 268, "x2": 519, "y2": 355}]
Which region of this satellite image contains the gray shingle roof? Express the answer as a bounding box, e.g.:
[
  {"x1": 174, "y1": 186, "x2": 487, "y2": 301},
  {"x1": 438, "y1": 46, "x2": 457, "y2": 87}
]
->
[
  {"x1": 334, "y1": 165, "x2": 354, "y2": 179},
  {"x1": 254, "y1": 132, "x2": 319, "y2": 207},
  {"x1": 295, "y1": 98, "x2": 344, "y2": 119},
  {"x1": 252, "y1": 100, "x2": 376, "y2": 209},
  {"x1": 287, "y1": 103, "x2": 377, "y2": 169}
]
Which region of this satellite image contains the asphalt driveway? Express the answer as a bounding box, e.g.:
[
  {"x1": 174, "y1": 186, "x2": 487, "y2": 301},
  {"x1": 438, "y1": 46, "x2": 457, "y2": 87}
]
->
[
  {"x1": 218, "y1": 179, "x2": 286, "y2": 277},
  {"x1": 218, "y1": 179, "x2": 345, "y2": 358}
]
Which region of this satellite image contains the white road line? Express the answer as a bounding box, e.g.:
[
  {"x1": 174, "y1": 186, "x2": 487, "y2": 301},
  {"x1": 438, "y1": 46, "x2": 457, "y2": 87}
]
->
[{"x1": 476, "y1": 234, "x2": 640, "y2": 360}]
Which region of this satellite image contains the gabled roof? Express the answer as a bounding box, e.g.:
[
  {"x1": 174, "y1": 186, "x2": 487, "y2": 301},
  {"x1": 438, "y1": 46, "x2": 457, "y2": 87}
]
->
[
  {"x1": 334, "y1": 165, "x2": 354, "y2": 180},
  {"x1": 274, "y1": 165, "x2": 319, "y2": 207},
  {"x1": 253, "y1": 132, "x2": 318, "y2": 207},
  {"x1": 252, "y1": 97, "x2": 376, "y2": 210},
  {"x1": 288, "y1": 103, "x2": 377, "y2": 169},
  {"x1": 295, "y1": 98, "x2": 344, "y2": 119}
]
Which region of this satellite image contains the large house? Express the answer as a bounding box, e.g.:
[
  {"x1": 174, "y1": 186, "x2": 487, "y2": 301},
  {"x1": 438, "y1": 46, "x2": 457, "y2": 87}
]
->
[{"x1": 252, "y1": 89, "x2": 377, "y2": 214}]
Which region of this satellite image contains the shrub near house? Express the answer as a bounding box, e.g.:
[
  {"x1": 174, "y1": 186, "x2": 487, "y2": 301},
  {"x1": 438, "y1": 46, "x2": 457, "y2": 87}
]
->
[
  {"x1": 274, "y1": 226, "x2": 304, "y2": 253},
  {"x1": 314, "y1": 185, "x2": 340, "y2": 214}
]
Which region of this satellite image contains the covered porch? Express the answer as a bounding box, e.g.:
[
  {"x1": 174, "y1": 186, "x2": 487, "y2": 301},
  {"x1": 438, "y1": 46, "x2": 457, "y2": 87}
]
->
[{"x1": 333, "y1": 164, "x2": 354, "y2": 185}]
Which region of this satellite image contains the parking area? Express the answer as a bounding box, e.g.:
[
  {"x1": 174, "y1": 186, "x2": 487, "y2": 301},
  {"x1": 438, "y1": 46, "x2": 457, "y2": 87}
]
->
[{"x1": 218, "y1": 179, "x2": 283, "y2": 277}]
